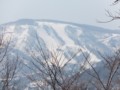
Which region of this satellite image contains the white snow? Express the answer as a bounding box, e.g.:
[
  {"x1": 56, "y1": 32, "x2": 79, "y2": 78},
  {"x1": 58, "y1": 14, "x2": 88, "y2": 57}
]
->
[
  {"x1": 0, "y1": 19, "x2": 120, "y2": 66},
  {"x1": 0, "y1": 19, "x2": 120, "y2": 90}
]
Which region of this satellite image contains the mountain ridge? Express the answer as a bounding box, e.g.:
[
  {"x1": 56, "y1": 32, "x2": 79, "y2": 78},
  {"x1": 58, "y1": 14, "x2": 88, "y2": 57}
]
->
[
  {"x1": 0, "y1": 19, "x2": 120, "y2": 66},
  {"x1": 0, "y1": 19, "x2": 120, "y2": 89},
  {"x1": 1, "y1": 19, "x2": 119, "y2": 31}
]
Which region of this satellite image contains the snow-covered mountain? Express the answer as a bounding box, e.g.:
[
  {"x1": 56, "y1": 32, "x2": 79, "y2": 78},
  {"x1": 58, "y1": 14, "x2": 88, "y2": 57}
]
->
[
  {"x1": 0, "y1": 19, "x2": 120, "y2": 65},
  {"x1": 0, "y1": 19, "x2": 120, "y2": 89}
]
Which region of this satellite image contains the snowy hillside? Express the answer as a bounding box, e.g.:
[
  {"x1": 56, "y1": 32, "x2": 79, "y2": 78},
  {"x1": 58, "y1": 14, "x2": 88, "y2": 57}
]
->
[
  {"x1": 0, "y1": 19, "x2": 120, "y2": 65},
  {"x1": 0, "y1": 19, "x2": 120, "y2": 89}
]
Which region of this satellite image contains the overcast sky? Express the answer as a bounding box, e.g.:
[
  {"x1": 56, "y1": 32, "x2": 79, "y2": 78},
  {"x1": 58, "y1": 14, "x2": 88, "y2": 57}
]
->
[{"x1": 0, "y1": 0, "x2": 120, "y2": 29}]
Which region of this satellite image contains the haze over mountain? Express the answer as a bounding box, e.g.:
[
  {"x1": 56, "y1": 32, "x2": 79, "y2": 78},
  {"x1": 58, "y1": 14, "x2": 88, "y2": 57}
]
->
[
  {"x1": 0, "y1": 19, "x2": 120, "y2": 89},
  {"x1": 0, "y1": 19, "x2": 120, "y2": 64}
]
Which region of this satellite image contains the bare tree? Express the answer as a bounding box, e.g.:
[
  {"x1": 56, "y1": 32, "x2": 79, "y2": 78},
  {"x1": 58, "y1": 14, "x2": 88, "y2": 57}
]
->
[
  {"x1": 102, "y1": 0, "x2": 120, "y2": 23},
  {"x1": 0, "y1": 57, "x2": 21, "y2": 90},
  {"x1": 24, "y1": 33, "x2": 89, "y2": 90},
  {"x1": 24, "y1": 32, "x2": 120, "y2": 90},
  {"x1": 114, "y1": 0, "x2": 120, "y2": 4},
  {"x1": 0, "y1": 32, "x2": 21, "y2": 90},
  {"x1": 84, "y1": 50, "x2": 120, "y2": 90}
]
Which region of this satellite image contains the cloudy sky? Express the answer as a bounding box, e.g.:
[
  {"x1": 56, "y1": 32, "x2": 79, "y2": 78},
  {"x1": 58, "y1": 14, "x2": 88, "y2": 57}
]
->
[{"x1": 0, "y1": 0, "x2": 120, "y2": 29}]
